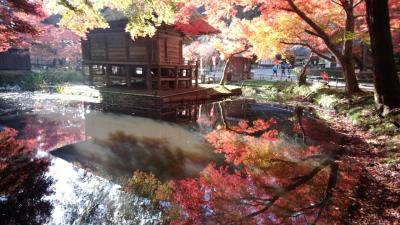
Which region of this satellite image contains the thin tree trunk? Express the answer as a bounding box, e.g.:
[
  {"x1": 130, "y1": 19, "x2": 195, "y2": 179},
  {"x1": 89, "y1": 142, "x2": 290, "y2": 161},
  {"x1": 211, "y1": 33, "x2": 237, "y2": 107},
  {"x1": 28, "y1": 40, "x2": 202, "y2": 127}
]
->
[
  {"x1": 298, "y1": 55, "x2": 313, "y2": 86},
  {"x1": 366, "y1": 0, "x2": 400, "y2": 114},
  {"x1": 219, "y1": 57, "x2": 231, "y2": 85}
]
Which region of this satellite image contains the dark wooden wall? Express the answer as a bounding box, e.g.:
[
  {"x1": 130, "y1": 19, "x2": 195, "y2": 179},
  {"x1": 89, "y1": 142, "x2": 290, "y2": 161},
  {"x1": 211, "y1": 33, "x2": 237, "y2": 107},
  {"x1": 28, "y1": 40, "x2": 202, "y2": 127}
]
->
[
  {"x1": 82, "y1": 22, "x2": 184, "y2": 65},
  {"x1": 228, "y1": 57, "x2": 252, "y2": 81},
  {"x1": 0, "y1": 48, "x2": 31, "y2": 71}
]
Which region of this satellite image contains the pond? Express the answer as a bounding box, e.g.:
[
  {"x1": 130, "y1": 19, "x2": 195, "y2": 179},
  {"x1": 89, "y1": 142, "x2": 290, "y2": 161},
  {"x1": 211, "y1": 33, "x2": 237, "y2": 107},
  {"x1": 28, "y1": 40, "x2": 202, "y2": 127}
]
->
[{"x1": 0, "y1": 91, "x2": 359, "y2": 225}]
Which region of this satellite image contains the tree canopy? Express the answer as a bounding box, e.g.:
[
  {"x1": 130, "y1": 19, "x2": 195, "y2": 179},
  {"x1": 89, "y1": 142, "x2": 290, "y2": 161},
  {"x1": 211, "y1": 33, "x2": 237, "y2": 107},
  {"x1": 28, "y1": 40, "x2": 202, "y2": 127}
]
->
[{"x1": 0, "y1": 0, "x2": 44, "y2": 51}]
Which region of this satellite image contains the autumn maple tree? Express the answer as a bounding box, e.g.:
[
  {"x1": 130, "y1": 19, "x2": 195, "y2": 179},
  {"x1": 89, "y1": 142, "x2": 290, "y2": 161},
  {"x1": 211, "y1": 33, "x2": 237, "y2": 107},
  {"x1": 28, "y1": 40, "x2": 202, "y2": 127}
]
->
[
  {"x1": 29, "y1": 20, "x2": 81, "y2": 67},
  {"x1": 190, "y1": 0, "x2": 365, "y2": 94},
  {"x1": 213, "y1": 20, "x2": 252, "y2": 85},
  {"x1": 0, "y1": 0, "x2": 44, "y2": 51}
]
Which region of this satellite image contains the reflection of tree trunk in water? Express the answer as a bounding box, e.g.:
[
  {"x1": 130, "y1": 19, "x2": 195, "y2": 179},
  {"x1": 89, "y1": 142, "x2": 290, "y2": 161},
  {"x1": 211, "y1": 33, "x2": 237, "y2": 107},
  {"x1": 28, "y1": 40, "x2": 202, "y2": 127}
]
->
[
  {"x1": 295, "y1": 106, "x2": 307, "y2": 144},
  {"x1": 242, "y1": 159, "x2": 337, "y2": 220},
  {"x1": 241, "y1": 159, "x2": 338, "y2": 222},
  {"x1": 219, "y1": 58, "x2": 231, "y2": 85},
  {"x1": 311, "y1": 162, "x2": 339, "y2": 224},
  {"x1": 217, "y1": 102, "x2": 228, "y2": 129},
  {"x1": 298, "y1": 55, "x2": 313, "y2": 86}
]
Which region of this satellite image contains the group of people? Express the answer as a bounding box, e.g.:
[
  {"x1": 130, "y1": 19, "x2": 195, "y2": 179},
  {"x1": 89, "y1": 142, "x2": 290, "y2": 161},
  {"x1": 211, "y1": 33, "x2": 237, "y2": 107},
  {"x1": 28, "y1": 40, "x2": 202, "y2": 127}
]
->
[{"x1": 272, "y1": 62, "x2": 291, "y2": 76}]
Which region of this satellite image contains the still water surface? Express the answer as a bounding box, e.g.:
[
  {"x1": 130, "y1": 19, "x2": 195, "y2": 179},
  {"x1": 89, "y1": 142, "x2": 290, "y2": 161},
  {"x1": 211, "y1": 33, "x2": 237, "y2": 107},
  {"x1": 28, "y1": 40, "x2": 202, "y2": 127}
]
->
[{"x1": 0, "y1": 91, "x2": 358, "y2": 225}]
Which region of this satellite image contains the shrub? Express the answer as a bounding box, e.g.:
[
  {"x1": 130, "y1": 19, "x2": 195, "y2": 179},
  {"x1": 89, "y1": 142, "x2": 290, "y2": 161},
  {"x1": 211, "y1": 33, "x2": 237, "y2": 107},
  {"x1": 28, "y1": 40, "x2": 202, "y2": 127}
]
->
[
  {"x1": 20, "y1": 74, "x2": 48, "y2": 91},
  {"x1": 0, "y1": 70, "x2": 86, "y2": 91},
  {"x1": 314, "y1": 93, "x2": 341, "y2": 109}
]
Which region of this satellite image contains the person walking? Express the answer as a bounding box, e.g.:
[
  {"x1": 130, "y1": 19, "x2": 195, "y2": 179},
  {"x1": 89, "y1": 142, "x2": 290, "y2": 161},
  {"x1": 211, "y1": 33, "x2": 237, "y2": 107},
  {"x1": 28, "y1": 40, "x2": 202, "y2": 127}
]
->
[
  {"x1": 272, "y1": 65, "x2": 278, "y2": 77},
  {"x1": 281, "y1": 63, "x2": 286, "y2": 76}
]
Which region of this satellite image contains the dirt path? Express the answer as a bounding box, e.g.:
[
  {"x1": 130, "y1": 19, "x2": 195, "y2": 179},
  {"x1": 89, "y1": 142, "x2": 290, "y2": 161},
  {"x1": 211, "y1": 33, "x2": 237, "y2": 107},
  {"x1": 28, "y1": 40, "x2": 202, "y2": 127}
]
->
[{"x1": 301, "y1": 102, "x2": 400, "y2": 225}]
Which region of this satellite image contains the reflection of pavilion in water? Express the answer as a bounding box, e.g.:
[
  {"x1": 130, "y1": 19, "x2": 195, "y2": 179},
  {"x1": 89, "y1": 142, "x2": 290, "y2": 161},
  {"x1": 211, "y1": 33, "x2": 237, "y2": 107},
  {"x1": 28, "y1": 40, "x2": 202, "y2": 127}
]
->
[{"x1": 196, "y1": 99, "x2": 296, "y2": 132}]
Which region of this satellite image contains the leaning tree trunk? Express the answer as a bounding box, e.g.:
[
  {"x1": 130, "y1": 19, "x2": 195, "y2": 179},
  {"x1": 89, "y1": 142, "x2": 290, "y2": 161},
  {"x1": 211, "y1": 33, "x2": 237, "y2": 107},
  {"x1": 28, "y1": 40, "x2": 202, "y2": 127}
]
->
[
  {"x1": 298, "y1": 55, "x2": 313, "y2": 86},
  {"x1": 220, "y1": 57, "x2": 232, "y2": 85},
  {"x1": 366, "y1": 0, "x2": 400, "y2": 114}
]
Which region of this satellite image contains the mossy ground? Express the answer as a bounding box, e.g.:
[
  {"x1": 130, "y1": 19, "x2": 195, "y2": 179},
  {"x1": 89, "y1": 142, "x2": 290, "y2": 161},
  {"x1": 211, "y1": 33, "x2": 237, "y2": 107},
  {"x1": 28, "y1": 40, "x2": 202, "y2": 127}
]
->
[{"x1": 240, "y1": 80, "x2": 399, "y2": 137}]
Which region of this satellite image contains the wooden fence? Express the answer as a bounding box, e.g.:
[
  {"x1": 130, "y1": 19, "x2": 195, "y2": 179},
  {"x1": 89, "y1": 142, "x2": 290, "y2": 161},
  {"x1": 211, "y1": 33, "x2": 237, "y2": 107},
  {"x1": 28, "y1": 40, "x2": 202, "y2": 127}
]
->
[{"x1": 0, "y1": 49, "x2": 31, "y2": 71}]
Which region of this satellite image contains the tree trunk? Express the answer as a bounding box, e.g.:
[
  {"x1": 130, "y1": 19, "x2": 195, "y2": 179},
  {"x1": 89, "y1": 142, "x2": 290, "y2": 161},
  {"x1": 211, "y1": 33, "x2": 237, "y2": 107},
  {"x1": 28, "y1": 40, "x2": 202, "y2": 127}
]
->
[
  {"x1": 366, "y1": 0, "x2": 400, "y2": 114},
  {"x1": 298, "y1": 55, "x2": 313, "y2": 86},
  {"x1": 341, "y1": 1, "x2": 361, "y2": 94},
  {"x1": 286, "y1": 0, "x2": 361, "y2": 94},
  {"x1": 340, "y1": 56, "x2": 361, "y2": 94},
  {"x1": 219, "y1": 57, "x2": 231, "y2": 85}
]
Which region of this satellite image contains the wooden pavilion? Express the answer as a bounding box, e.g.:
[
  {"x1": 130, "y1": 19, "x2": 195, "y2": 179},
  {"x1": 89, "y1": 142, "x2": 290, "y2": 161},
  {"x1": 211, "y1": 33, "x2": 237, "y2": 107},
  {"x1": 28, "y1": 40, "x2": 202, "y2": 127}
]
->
[{"x1": 82, "y1": 16, "x2": 218, "y2": 90}]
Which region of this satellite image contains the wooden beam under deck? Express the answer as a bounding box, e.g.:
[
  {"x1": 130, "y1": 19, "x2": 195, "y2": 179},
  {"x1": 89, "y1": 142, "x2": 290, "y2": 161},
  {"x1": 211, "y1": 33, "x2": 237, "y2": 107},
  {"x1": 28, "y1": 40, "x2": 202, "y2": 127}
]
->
[{"x1": 86, "y1": 61, "x2": 199, "y2": 90}]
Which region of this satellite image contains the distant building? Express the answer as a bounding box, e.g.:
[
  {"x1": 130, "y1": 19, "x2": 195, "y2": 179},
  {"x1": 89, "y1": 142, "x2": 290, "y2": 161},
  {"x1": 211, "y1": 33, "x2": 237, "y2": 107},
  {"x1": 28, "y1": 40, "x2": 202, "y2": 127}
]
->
[
  {"x1": 257, "y1": 59, "x2": 275, "y2": 68},
  {"x1": 227, "y1": 55, "x2": 253, "y2": 81},
  {"x1": 292, "y1": 47, "x2": 310, "y2": 67},
  {"x1": 0, "y1": 48, "x2": 31, "y2": 73}
]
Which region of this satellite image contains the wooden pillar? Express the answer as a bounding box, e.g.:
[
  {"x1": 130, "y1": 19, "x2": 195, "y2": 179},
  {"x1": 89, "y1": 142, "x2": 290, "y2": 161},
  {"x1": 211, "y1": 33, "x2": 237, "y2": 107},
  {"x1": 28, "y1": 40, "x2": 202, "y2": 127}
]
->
[
  {"x1": 146, "y1": 66, "x2": 152, "y2": 90},
  {"x1": 174, "y1": 67, "x2": 179, "y2": 89},
  {"x1": 146, "y1": 40, "x2": 153, "y2": 90},
  {"x1": 157, "y1": 66, "x2": 162, "y2": 90},
  {"x1": 188, "y1": 68, "x2": 192, "y2": 87},
  {"x1": 195, "y1": 61, "x2": 199, "y2": 87},
  {"x1": 125, "y1": 65, "x2": 131, "y2": 87},
  {"x1": 88, "y1": 64, "x2": 94, "y2": 85},
  {"x1": 105, "y1": 65, "x2": 112, "y2": 86}
]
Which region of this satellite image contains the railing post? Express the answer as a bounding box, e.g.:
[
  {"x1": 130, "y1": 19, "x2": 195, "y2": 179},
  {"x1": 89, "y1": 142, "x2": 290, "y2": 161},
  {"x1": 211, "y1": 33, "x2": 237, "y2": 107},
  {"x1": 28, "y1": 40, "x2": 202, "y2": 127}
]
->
[
  {"x1": 88, "y1": 64, "x2": 94, "y2": 85},
  {"x1": 125, "y1": 65, "x2": 131, "y2": 88},
  {"x1": 195, "y1": 61, "x2": 199, "y2": 87},
  {"x1": 105, "y1": 65, "x2": 112, "y2": 86}
]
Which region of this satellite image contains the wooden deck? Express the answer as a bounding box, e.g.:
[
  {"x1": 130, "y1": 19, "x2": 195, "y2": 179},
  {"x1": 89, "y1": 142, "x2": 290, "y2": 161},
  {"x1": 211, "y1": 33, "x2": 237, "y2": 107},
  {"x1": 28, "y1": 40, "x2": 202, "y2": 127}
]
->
[{"x1": 98, "y1": 84, "x2": 242, "y2": 116}]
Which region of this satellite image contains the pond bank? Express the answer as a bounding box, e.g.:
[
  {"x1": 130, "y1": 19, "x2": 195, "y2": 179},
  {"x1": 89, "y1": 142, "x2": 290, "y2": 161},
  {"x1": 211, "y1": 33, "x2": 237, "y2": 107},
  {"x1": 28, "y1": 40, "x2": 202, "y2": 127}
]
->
[{"x1": 240, "y1": 80, "x2": 400, "y2": 224}]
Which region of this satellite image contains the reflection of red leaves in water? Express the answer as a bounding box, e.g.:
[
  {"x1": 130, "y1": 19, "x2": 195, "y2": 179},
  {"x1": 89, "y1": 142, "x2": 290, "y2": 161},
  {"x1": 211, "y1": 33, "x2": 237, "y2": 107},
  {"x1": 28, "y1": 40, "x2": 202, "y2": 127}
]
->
[
  {"x1": 170, "y1": 179, "x2": 205, "y2": 225},
  {"x1": 20, "y1": 115, "x2": 85, "y2": 152},
  {"x1": 206, "y1": 117, "x2": 280, "y2": 165},
  {"x1": 170, "y1": 165, "x2": 259, "y2": 225},
  {"x1": 237, "y1": 120, "x2": 249, "y2": 130},
  {"x1": 305, "y1": 145, "x2": 321, "y2": 157},
  {"x1": 168, "y1": 159, "x2": 343, "y2": 224},
  {"x1": 0, "y1": 128, "x2": 53, "y2": 225},
  {"x1": 206, "y1": 130, "x2": 249, "y2": 165},
  {"x1": 293, "y1": 122, "x2": 301, "y2": 133},
  {"x1": 260, "y1": 129, "x2": 279, "y2": 141},
  {"x1": 231, "y1": 118, "x2": 277, "y2": 134},
  {"x1": 166, "y1": 116, "x2": 359, "y2": 224}
]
